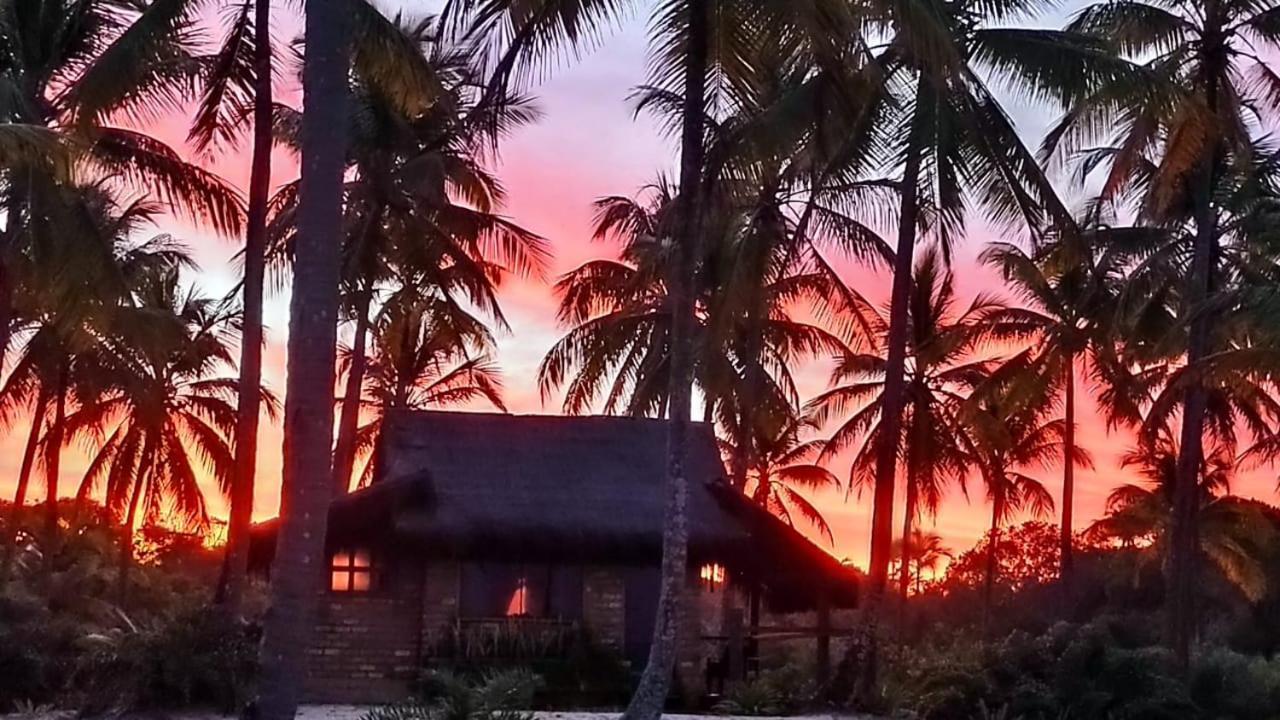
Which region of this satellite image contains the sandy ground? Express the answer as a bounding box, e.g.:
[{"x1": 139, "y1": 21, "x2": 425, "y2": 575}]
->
[{"x1": 6, "y1": 708, "x2": 876, "y2": 720}]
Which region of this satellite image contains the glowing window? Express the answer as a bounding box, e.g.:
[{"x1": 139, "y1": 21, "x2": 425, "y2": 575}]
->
[
  {"x1": 700, "y1": 563, "x2": 726, "y2": 591},
  {"x1": 330, "y1": 548, "x2": 374, "y2": 592}
]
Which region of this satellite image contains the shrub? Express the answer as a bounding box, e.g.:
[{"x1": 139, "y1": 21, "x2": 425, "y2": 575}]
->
[
  {"x1": 72, "y1": 606, "x2": 258, "y2": 714},
  {"x1": 712, "y1": 663, "x2": 817, "y2": 716},
  {"x1": 368, "y1": 670, "x2": 540, "y2": 720}
]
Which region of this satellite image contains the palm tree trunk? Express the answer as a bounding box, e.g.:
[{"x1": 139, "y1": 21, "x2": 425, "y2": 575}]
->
[
  {"x1": 118, "y1": 445, "x2": 154, "y2": 605},
  {"x1": 856, "y1": 75, "x2": 927, "y2": 703},
  {"x1": 332, "y1": 285, "x2": 374, "y2": 494},
  {"x1": 983, "y1": 491, "x2": 1003, "y2": 634},
  {"x1": 43, "y1": 359, "x2": 69, "y2": 545},
  {"x1": 2, "y1": 387, "x2": 48, "y2": 576},
  {"x1": 219, "y1": 0, "x2": 275, "y2": 614},
  {"x1": 622, "y1": 1, "x2": 708, "y2": 718},
  {"x1": 253, "y1": 0, "x2": 350, "y2": 717},
  {"x1": 897, "y1": 470, "x2": 917, "y2": 630},
  {"x1": 1169, "y1": 40, "x2": 1225, "y2": 669},
  {"x1": 1060, "y1": 355, "x2": 1076, "y2": 590}
]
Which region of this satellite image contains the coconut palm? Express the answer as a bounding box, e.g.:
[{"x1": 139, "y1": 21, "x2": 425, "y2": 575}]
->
[
  {"x1": 252, "y1": 0, "x2": 350, "y2": 716},
  {"x1": 852, "y1": 0, "x2": 1122, "y2": 639},
  {"x1": 67, "y1": 264, "x2": 256, "y2": 601},
  {"x1": 980, "y1": 227, "x2": 1126, "y2": 587},
  {"x1": 0, "y1": 0, "x2": 245, "y2": 364},
  {"x1": 810, "y1": 245, "x2": 996, "y2": 614},
  {"x1": 892, "y1": 529, "x2": 952, "y2": 595},
  {"x1": 1088, "y1": 436, "x2": 1276, "y2": 604},
  {"x1": 1043, "y1": 0, "x2": 1280, "y2": 663},
  {"x1": 344, "y1": 291, "x2": 506, "y2": 487},
  {"x1": 959, "y1": 378, "x2": 1061, "y2": 625},
  {"x1": 717, "y1": 412, "x2": 842, "y2": 545}
]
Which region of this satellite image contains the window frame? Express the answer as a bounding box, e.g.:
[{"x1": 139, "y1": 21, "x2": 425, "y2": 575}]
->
[{"x1": 329, "y1": 547, "x2": 377, "y2": 594}]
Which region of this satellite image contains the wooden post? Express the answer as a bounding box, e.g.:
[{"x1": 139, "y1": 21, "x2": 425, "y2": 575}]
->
[
  {"x1": 726, "y1": 607, "x2": 745, "y2": 683},
  {"x1": 815, "y1": 586, "x2": 831, "y2": 686},
  {"x1": 748, "y1": 585, "x2": 761, "y2": 675}
]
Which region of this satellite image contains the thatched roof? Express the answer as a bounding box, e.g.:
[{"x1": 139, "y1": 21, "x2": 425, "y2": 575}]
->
[{"x1": 252, "y1": 410, "x2": 857, "y2": 610}]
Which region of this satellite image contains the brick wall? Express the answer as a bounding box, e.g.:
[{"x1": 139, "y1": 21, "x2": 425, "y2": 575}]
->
[
  {"x1": 582, "y1": 566, "x2": 625, "y2": 651},
  {"x1": 420, "y1": 560, "x2": 460, "y2": 650},
  {"x1": 304, "y1": 586, "x2": 423, "y2": 703}
]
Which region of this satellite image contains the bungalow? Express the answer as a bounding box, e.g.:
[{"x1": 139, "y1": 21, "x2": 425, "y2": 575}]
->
[{"x1": 251, "y1": 410, "x2": 858, "y2": 704}]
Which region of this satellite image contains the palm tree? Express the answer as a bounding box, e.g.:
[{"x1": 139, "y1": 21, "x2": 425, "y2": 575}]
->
[
  {"x1": 1088, "y1": 436, "x2": 1276, "y2": 605},
  {"x1": 190, "y1": 0, "x2": 277, "y2": 613},
  {"x1": 959, "y1": 380, "x2": 1060, "y2": 626},
  {"x1": 980, "y1": 228, "x2": 1123, "y2": 588},
  {"x1": 717, "y1": 413, "x2": 842, "y2": 545},
  {"x1": 810, "y1": 245, "x2": 996, "y2": 616},
  {"x1": 67, "y1": 264, "x2": 252, "y2": 601},
  {"x1": 1044, "y1": 0, "x2": 1280, "y2": 664},
  {"x1": 891, "y1": 529, "x2": 952, "y2": 595},
  {"x1": 344, "y1": 291, "x2": 506, "y2": 487},
  {"x1": 251, "y1": 0, "x2": 350, "y2": 716},
  {"x1": 854, "y1": 0, "x2": 1113, "y2": 637},
  {"x1": 0, "y1": 0, "x2": 245, "y2": 365}
]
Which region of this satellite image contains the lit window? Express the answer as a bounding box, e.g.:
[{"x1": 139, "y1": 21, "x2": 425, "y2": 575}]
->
[
  {"x1": 700, "y1": 563, "x2": 726, "y2": 591},
  {"x1": 330, "y1": 548, "x2": 374, "y2": 592},
  {"x1": 506, "y1": 577, "x2": 531, "y2": 616}
]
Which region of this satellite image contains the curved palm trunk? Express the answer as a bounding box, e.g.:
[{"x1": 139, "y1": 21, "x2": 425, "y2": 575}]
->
[
  {"x1": 897, "y1": 473, "x2": 917, "y2": 632},
  {"x1": 332, "y1": 286, "x2": 374, "y2": 494},
  {"x1": 2, "y1": 387, "x2": 48, "y2": 576},
  {"x1": 220, "y1": 0, "x2": 275, "y2": 614},
  {"x1": 118, "y1": 442, "x2": 156, "y2": 605},
  {"x1": 42, "y1": 360, "x2": 69, "y2": 546},
  {"x1": 855, "y1": 75, "x2": 927, "y2": 703},
  {"x1": 622, "y1": 1, "x2": 708, "y2": 717},
  {"x1": 1060, "y1": 356, "x2": 1076, "y2": 590},
  {"x1": 253, "y1": 1, "x2": 350, "y2": 717}
]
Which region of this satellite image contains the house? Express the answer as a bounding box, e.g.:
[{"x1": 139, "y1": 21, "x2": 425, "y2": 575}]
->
[{"x1": 251, "y1": 410, "x2": 858, "y2": 704}]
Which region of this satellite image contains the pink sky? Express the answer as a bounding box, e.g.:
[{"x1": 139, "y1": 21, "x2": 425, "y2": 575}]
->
[{"x1": 1, "y1": 1, "x2": 1276, "y2": 569}]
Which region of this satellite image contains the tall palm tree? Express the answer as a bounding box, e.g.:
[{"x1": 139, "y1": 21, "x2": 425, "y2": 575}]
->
[
  {"x1": 1044, "y1": 0, "x2": 1280, "y2": 664},
  {"x1": 190, "y1": 0, "x2": 277, "y2": 613},
  {"x1": 68, "y1": 264, "x2": 252, "y2": 601},
  {"x1": 854, "y1": 0, "x2": 1112, "y2": 640},
  {"x1": 810, "y1": 245, "x2": 995, "y2": 616},
  {"x1": 344, "y1": 292, "x2": 506, "y2": 487},
  {"x1": 980, "y1": 228, "x2": 1123, "y2": 587},
  {"x1": 252, "y1": 0, "x2": 350, "y2": 717}
]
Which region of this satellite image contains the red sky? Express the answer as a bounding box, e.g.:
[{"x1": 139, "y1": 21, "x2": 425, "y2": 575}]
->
[{"x1": 1, "y1": 1, "x2": 1276, "y2": 569}]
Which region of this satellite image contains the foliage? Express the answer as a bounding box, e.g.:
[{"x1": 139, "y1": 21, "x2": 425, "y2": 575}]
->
[
  {"x1": 945, "y1": 522, "x2": 1063, "y2": 596},
  {"x1": 712, "y1": 662, "x2": 817, "y2": 716},
  {"x1": 72, "y1": 606, "x2": 258, "y2": 714},
  {"x1": 424, "y1": 622, "x2": 630, "y2": 709},
  {"x1": 365, "y1": 670, "x2": 539, "y2": 720}
]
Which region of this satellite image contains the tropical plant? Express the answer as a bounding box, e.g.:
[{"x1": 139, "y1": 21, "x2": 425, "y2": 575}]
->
[
  {"x1": 810, "y1": 245, "x2": 997, "y2": 611},
  {"x1": 345, "y1": 291, "x2": 506, "y2": 487},
  {"x1": 67, "y1": 263, "x2": 261, "y2": 601},
  {"x1": 1044, "y1": 0, "x2": 1280, "y2": 663},
  {"x1": 251, "y1": 0, "x2": 351, "y2": 717},
  {"x1": 1087, "y1": 436, "x2": 1277, "y2": 604},
  {"x1": 892, "y1": 529, "x2": 953, "y2": 596},
  {"x1": 959, "y1": 370, "x2": 1061, "y2": 624}
]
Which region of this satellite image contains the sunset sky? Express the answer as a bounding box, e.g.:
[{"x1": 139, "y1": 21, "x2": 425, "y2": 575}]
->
[{"x1": 2, "y1": 0, "x2": 1276, "y2": 569}]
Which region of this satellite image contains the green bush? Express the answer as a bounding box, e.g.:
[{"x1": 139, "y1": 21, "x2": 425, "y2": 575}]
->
[
  {"x1": 369, "y1": 670, "x2": 539, "y2": 720},
  {"x1": 72, "y1": 606, "x2": 258, "y2": 714}
]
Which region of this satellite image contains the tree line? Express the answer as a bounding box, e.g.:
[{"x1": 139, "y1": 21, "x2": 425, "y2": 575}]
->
[{"x1": 2, "y1": 0, "x2": 1280, "y2": 717}]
